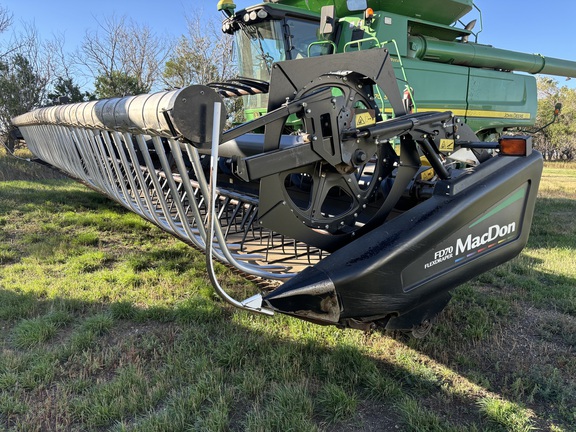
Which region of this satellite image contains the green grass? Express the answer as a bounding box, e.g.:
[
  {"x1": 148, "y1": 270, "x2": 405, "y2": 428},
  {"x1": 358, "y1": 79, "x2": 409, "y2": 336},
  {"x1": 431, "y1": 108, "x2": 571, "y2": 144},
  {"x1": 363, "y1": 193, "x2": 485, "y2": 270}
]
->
[
  {"x1": 477, "y1": 397, "x2": 535, "y2": 432},
  {"x1": 316, "y1": 383, "x2": 358, "y2": 423},
  {"x1": 0, "y1": 147, "x2": 65, "y2": 181},
  {"x1": 1, "y1": 152, "x2": 575, "y2": 431}
]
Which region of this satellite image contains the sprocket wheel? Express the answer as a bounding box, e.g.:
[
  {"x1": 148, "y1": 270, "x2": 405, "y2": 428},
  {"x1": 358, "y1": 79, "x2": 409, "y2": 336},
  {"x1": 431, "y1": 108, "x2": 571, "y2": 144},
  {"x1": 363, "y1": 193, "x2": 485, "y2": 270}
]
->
[{"x1": 280, "y1": 72, "x2": 391, "y2": 234}]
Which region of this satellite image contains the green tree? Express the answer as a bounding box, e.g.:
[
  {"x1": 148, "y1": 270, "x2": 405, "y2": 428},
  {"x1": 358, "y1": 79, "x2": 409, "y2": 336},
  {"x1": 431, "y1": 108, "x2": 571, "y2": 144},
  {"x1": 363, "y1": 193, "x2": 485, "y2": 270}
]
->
[
  {"x1": 94, "y1": 70, "x2": 148, "y2": 98},
  {"x1": 532, "y1": 78, "x2": 576, "y2": 160},
  {"x1": 0, "y1": 54, "x2": 44, "y2": 150},
  {"x1": 163, "y1": 17, "x2": 242, "y2": 124},
  {"x1": 163, "y1": 35, "x2": 219, "y2": 88},
  {"x1": 163, "y1": 17, "x2": 234, "y2": 88},
  {"x1": 48, "y1": 77, "x2": 94, "y2": 103}
]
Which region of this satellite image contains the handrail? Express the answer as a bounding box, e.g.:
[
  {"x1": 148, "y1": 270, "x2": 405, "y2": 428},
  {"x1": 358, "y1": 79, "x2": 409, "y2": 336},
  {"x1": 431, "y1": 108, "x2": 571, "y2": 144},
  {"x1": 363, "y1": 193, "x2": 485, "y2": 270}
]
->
[
  {"x1": 307, "y1": 40, "x2": 336, "y2": 57},
  {"x1": 343, "y1": 36, "x2": 381, "y2": 52},
  {"x1": 380, "y1": 39, "x2": 417, "y2": 113}
]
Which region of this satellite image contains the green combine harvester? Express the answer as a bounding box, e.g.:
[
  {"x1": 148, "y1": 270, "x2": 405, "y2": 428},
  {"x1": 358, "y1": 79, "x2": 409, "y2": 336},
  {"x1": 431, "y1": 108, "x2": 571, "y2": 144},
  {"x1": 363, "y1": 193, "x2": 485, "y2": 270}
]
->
[
  {"x1": 219, "y1": 0, "x2": 573, "y2": 138},
  {"x1": 12, "y1": 0, "x2": 576, "y2": 336}
]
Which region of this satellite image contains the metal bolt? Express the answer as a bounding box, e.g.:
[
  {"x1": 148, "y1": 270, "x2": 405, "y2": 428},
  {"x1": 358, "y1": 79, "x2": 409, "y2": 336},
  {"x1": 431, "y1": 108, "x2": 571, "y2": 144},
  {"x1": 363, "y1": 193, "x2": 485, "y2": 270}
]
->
[
  {"x1": 353, "y1": 149, "x2": 367, "y2": 164},
  {"x1": 306, "y1": 109, "x2": 312, "y2": 114},
  {"x1": 312, "y1": 136, "x2": 318, "y2": 141},
  {"x1": 353, "y1": 213, "x2": 358, "y2": 218},
  {"x1": 325, "y1": 224, "x2": 330, "y2": 229}
]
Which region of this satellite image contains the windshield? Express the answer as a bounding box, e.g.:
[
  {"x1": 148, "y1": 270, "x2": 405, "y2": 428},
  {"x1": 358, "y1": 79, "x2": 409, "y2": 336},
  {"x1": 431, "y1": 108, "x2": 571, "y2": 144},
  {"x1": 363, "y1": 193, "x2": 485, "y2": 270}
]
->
[
  {"x1": 235, "y1": 20, "x2": 286, "y2": 82},
  {"x1": 234, "y1": 16, "x2": 322, "y2": 111},
  {"x1": 285, "y1": 18, "x2": 324, "y2": 59},
  {"x1": 235, "y1": 20, "x2": 286, "y2": 110}
]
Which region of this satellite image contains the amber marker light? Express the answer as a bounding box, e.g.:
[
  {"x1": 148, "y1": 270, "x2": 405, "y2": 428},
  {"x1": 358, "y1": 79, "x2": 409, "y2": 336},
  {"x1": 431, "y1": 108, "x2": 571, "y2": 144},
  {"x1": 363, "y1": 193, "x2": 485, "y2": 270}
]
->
[
  {"x1": 498, "y1": 136, "x2": 532, "y2": 156},
  {"x1": 365, "y1": 8, "x2": 374, "y2": 20}
]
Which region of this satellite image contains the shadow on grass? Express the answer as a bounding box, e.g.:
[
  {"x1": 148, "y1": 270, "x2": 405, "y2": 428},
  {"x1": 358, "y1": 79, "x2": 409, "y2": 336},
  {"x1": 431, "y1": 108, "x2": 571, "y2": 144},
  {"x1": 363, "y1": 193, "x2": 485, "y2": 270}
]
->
[
  {"x1": 529, "y1": 197, "x2": 576, "y2": 251},
  {"x1": 0, "y1": 286, "x2": 513, "y2": 431},
  {"x1": 1, "y1": 179, "x2": 575, "y2": 430},
  {"x1": 2, "y1": 264, "x2": 574, "y2": 430},
  {"x1": 0, "y1": 155, "x2": 67, "y2": 182}
]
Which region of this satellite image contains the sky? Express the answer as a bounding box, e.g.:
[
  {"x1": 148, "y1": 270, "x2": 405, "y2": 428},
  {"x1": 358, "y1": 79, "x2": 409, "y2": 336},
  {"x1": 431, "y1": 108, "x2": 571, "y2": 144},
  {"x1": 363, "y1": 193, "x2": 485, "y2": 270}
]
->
[{"x1": 3, "y1": 0, "x2": 576, "y2": 88}]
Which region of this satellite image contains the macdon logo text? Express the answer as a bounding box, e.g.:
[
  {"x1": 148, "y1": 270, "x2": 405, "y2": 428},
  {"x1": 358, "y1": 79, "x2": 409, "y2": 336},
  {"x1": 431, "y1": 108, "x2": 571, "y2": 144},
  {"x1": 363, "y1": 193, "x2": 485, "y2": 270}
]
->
[
  {"x1": 424, "y1": 222, "x2": 516, "y2": 270},
  {"x1": 456, "y1": 222, "x2": 516, "y2": 256}
]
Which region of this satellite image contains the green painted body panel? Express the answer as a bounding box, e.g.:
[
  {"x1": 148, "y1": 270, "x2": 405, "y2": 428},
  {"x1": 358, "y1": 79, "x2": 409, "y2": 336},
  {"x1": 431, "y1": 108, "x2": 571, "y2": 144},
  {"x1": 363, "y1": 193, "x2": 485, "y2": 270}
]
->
[
  {"x1": 272, "y1": 0, "x2": 473, "y2": 25},
  {"x1": 391, "y1": 59, "x2": 537, "y2": 132},
  {"x1": 466, "y1": 69, "x2": 537, "y2": 132},
  {"x1": 325, "y1": 9, "x2": 540, "y2": 134},
  {"x1": 336, "y1": 12, "x2": 409, "y2": 55},
  {"x1": 244, "y1": 108, "x2": 266, "y2": 122},
  {"x1": 393, "y1": 58, "x2": 469, "y2": 113}
]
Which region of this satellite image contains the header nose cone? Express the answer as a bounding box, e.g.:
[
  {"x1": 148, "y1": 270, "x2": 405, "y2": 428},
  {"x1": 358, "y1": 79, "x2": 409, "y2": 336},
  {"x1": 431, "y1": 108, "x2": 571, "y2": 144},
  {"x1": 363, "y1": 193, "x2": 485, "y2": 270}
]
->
[{"x1": 264, "y1": 267, "x2": 340, "y2": 324}]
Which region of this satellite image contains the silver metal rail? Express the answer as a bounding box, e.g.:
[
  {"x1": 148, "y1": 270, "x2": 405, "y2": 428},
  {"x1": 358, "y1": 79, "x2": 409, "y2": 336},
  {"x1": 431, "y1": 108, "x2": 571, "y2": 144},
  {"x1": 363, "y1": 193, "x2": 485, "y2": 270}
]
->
[{"x1": 12, "y1": 87, "x2": 325, "y2": 313}]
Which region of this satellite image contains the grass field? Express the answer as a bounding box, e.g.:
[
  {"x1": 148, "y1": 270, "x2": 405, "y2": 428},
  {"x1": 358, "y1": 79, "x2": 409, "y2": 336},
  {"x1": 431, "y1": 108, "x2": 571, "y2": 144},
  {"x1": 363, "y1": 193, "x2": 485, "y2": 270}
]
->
[{"x1": 1, "y1": 148, "x2": 575, "y2": 431}]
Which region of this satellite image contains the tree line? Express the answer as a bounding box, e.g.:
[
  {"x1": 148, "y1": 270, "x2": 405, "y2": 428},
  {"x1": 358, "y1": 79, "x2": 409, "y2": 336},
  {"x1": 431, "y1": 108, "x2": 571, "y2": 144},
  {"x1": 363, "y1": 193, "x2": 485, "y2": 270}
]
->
[
  {"x1": 0, "y1": 6, "x2": 234, "y2": 150},
  {"x1": 532, "y1": 77, "x2": 576, "y2": 160},
  {"x1": 1, "y1": 4, "x2": 575, "y2": 160}
]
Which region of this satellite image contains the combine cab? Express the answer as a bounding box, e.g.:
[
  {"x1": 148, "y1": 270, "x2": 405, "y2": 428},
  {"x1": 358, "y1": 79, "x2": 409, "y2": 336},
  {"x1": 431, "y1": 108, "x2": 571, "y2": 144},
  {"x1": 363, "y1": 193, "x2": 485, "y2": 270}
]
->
[{"x1": 12, "y1": 0, "x2": 576, "y2": 335}]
